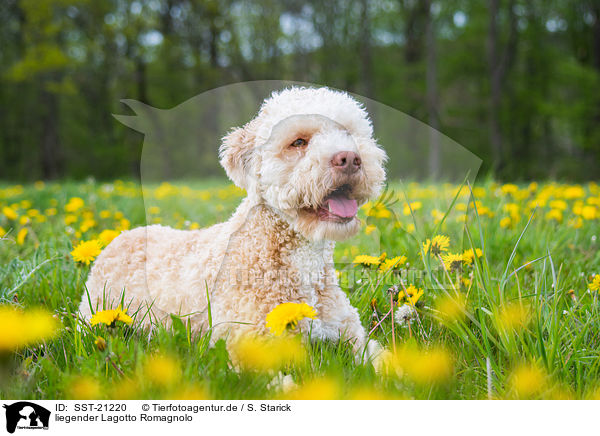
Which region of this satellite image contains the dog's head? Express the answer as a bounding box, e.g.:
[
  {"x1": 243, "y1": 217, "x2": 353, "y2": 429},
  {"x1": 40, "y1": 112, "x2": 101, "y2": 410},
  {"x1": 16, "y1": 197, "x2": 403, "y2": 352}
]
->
[{"x1": 219, "y1": 87, "x2": 387, "y2": 241}]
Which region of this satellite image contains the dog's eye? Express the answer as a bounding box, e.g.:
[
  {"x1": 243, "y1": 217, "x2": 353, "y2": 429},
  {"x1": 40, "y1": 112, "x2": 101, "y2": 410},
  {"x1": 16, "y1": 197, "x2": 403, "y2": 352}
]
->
[{"x1": 290, "y1": 138, "x2": 308, "y2": 148}]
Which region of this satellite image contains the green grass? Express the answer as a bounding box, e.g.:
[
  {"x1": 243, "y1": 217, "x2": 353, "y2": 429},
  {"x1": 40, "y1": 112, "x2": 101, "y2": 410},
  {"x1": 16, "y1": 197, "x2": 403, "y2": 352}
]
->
[{"x1": 1, "y1": 179, "x2": 599, "y2": 399}]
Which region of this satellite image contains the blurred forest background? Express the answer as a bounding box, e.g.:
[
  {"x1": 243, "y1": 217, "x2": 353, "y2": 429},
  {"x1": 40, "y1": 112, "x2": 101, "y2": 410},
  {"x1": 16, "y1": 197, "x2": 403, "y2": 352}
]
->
[{"x1": 1, "y1": 0, "x2": 599, "y2": 181}]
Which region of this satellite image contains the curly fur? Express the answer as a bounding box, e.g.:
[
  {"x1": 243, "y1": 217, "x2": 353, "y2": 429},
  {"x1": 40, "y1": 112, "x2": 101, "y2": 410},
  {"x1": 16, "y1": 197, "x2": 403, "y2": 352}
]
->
[{"x1": 79, "y1": 87, "x2": 387, "y2": 359}]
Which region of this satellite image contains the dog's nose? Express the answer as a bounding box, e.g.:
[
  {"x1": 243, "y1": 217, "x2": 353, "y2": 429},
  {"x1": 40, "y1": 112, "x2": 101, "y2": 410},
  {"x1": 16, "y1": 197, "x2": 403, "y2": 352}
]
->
[{"x1": 331, "y1": 151, "x2": 361, "y2": 174}]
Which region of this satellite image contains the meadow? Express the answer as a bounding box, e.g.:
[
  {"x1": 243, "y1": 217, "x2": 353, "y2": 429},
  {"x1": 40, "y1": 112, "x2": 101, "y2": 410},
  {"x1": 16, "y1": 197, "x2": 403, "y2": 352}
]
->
[{"x1": 1, "y1": 178, "x2": 599, "y2": 400}]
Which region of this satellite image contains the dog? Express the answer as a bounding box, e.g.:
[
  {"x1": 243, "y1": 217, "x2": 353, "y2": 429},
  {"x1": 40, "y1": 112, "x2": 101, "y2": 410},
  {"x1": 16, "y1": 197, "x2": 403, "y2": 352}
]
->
[{"x1": 79, "y1": 87, "x2": 387, "y2": 362}]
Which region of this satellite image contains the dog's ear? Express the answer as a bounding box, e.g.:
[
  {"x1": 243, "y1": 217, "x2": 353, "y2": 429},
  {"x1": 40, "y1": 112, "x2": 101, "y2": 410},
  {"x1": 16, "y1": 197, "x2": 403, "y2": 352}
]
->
[{"x1": 219, "y1": 122, "x2": 256, "y2": 189}]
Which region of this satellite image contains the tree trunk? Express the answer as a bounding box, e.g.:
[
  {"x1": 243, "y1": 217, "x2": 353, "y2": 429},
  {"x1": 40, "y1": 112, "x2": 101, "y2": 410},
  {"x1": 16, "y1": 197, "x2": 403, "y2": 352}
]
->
[
  {"x1": 40, "y1": 87, "x2": 62, "y2": 179},
  {"x1": 487, "y1": 0, "x2": 504, "y2": 172},
  {"x1": 425, "y1": 0, "x2": 440, "y2": 178},
  {"x1": 359, "y1": 0, "x2": 375, "y2": 98}
]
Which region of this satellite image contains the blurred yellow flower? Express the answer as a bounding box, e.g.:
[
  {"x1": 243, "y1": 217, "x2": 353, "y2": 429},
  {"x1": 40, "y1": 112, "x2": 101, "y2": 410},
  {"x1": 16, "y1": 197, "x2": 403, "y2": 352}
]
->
[
  {"x1": 79, "y1": 218, "x2": 96, "y2": 233},
  {"x1": 284, "y1": 377, "x2": 340, "y2": 400},
  {"x1": 2, "y1": 206, "x2": 17, "y2": 220},
  {"x1": 581, "y1": 205, "x2": 597, "y2": 220},
  {"x1": 64, "y1": 214, "x2": 77, "y2": 225},
  {"x1": 144, "y1": 354, "x2": 181, "y2": 387},
  {"x1": 98, "y1": 229, "x2": 119, "y2": 247},
  {"x1": 588, "y1": 275, "x2": 600, "y2": 292},
  {"x1": 16, "y1": 227, "x2": 28, "y2": 245},
  {"x1": 68, "y1": 376, "x2": 102, "y2": 399},
  {"x1": 65, "y1": 197, "x2": 85, "y2": 212},
  {"x1": 232, "y1": 334, "x2": 306, "y2": 372},
  {"x1": 90, "y1": 306, "x2": 132, "y2": 327},
  {"x1": 0, "y1": 226, "x2": 5, "y2": 238},
  {"x1": 99, "y1": 210, "x2": 112, "y2": 219},
  {"x1": 389, "y1": 343, "x2": 454, "y2": 384},
  {"x1": 265, "y1": 302, "x2": 317, "y2": 336},
  {"x1": 435, "y1": 294, "x2": 466, "y2": 322},
  {"x1": 545, "y1": 209, "x2": 562, "y2": 222},
  {"x1": 497, "y1": 303, "x2": 530, "y2": 331},
  {"x1": 71, "y1": 240, "x2": 102, "y2": 265},
  {"x1": 509, "y1": 363, "x2": 546, "y2": 398},
  {"x1": 0, "y1": 306, "x2": 60, "y2": 351},
  {"x1": 365, "y1": 224, "x2": 377, "y2": 235},
  {"x1": 423, "y1": 235, "x2": 450, "y2": 256},
  {"x1": 499, "y1": 216, "x2": 512, "y2": 228}
]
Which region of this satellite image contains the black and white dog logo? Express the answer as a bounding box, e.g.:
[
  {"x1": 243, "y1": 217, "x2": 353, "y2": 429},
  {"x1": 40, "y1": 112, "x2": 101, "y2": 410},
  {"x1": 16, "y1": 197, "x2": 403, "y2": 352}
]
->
[{"x1": 2, "y1": 402, "x2": 50, "y2": 434}]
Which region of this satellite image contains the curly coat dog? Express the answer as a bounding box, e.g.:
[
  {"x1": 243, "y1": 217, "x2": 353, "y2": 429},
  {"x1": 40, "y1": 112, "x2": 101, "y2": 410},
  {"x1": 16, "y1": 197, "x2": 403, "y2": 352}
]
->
[{"x1": 79, "y1": 87, "x2": 387, "y2": 361}]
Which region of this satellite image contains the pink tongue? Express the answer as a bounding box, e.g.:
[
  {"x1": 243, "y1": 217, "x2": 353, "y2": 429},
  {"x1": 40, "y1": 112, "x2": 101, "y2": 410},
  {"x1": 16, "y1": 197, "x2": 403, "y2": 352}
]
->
[{"x1": 325, "y1": 197, "x2": 358, "y2": 218}]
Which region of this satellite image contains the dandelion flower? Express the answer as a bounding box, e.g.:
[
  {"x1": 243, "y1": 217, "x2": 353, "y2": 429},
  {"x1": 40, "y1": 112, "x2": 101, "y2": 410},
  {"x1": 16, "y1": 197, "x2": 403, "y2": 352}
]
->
[
  {"x1": 89, "y1": 306, "x2": 132, "y2": 327},
  {"x1": 0, "y1": 306, "x2": 60, "y2": 351},
  {"x1": 2, "y1": 206, "x2": 17, "y2": 220},
  {"x1": 499, "y1": 217, "x2": 512, "y2": 228},
  {"x1": 265, "y1": 302, "x2": 317, "y2": 336},
  {"x1": 144, "y1": 354, "x2": 181, "y2": 387},
  {"x1": 98, "y1": 229, "x2": 120, "y2": 247},
  {"x1": 441, "y1": 252, "x2": 464, "y2": 272},
  {"x1": 379, "y1": 255, "x2": 407, "y2": 273},
  {"x1": 353, "y1": 253, "x2": 386, "y2": 267},
  {"x1": 16, "y1": 228, "x2": 28, "y2": 245},
  {"x1": 462, "y1": 248, "x2": 483, "y2": 265},
  {"x1": 71, "y1": 240, "x2": 102, "y2": 265},
  {"x1": 398, "y1": 285, "x2": 424, "y2": 306},
  {"x1": 589, "y1": 275, "x2": 600, "y2": 292},
  {"x1": 94, "y1": 336, "x2": 107, "y2": 351},
  {"x1": 65, "y1": 197, "x2": 84, "y2": 212},
  {"x1": 509, "y1": 363, "x2": 546, "y2": 398},
  {"x1": 0, "y1": 226, "x2": 5, "y2": 238},
  {"x1": 391, "y1": 343, "x2": 454, "y2": 385},
  {"x1": 423, "y1": 235, "x2": 450, "y2": 256},
  {"x1": 232, "y1": 335, "x2": 306, "y2": 372},
  {"x1": 435, "y1": 294, "x2": 467, "y2": 322},
  {"x1": 284, "y1": 377, "x2": 340, "y2": 400},
  {"x1": 497, "y1": 303, "x2": 529, "y2": 332},
  {"x1": 68, "y1": 376, "x2": 102, "y2": 400}
]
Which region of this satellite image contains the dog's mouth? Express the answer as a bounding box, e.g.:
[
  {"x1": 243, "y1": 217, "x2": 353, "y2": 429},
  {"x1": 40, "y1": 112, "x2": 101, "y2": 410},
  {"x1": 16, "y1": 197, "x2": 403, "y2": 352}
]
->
[{"x1": 311, "y1": 184, "x2": 358, "y2": 223}]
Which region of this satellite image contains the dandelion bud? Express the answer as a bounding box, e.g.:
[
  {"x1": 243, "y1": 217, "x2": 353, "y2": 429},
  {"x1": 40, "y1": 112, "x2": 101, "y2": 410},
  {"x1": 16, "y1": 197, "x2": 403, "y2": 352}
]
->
[{"x1": 94, "y1": 336, "x2": 107, "y2": 351}]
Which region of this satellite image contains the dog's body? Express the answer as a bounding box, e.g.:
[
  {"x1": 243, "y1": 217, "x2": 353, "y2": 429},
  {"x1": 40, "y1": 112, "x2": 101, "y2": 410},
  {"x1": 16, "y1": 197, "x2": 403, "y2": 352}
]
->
[{"x1": 80, "y1": 87, "x2": 387, "y2": 357}]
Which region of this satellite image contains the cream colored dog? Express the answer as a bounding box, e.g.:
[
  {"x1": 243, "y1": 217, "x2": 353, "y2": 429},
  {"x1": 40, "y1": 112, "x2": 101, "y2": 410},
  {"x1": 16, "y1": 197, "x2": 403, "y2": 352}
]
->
[{"x1": 79, "y1": 87, "x2": 387, "y2": 361}]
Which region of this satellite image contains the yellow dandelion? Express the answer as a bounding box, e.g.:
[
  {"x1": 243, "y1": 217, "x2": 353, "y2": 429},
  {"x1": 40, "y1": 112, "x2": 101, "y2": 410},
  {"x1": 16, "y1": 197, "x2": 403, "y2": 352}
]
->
[
  {"x1": 94, "y1": 336, "x2": 107, "y2": 351},
  {"x1": 98, "y1": 229, "x2": 120, "y2": 247},
  {"x1": 265, "y1": 302, "x2": 317, "y2": 336},
  {"x1": 588, "y1": 275, "x2": 600, "y2": 292},
  {"x1": 398, "y1": 285, "x2": 424, "y2": 306},
  {"x1": 462, "y1": 248, "x2": 483, "y2": 265},
  {"x1": 16, "y1": 227, "x2": 28, "y2": 245},
  {"x1": 68, "y1": 376, "x2": 102, "y2": 400},
  {"x1": 2, "y1": 206, "x2": 17, "y2": 220},
  {"x1": 422, "y1": 235, "x2": 450, "y2": 256},
  {"x1": 435, "y1": 294, "x2": 467, "y2": 322},
  {"x1": 45, "y1": 207, "x2": 57, "y2": 216},
  {"x1": 365, "y1": 224, "x2": 377, "y2": 235},
  {"x1": 545, "y1": 209, "x2": 563, "y2": 222},
  {"x1": 89, "y1": 306, "x2": 132, "y2": 327},
  {"x1": 499, "y1": 216, "x2": 512, "y2": 228},
  {"x1": 0, "y1": 306, "x2": 60, "y2": 351},
  {"x1": 379, "y1": 255, "x2": 407, "y2": 273},
  {"x1": 71, "y1": 240, "x2": 102, "y2": 265},
  {"x1": 65, "y1": 197, "x2": 84, "y2": 212},
  {"x1": 64, "y1": 214, "x2": 77, "y2": 226},
  {"x1": 441, "y1": 252, "x2": 464, "y2": 272},
  {"x1": 390, "y1": 343, "x2": 454, "y2": 385},
  {"x1": 232, "y1": 334, "x2": 306, "y2": 372},
  {"x1": 353, "y1": 253, "x2": 386, "y2": 267},
  {"x1": 284, "y1": 377, "x2": 340, "y2": 400},
  {"x1": 509, "y1": 363, "x2": 546, "y2": 398},
  {"x1": 581, "y1": 205, "x2": 597, "y2": 220},
  {"x1": 0, "y1": 226, "x2": 6, "y2": 238},
  {"x1": 497, "y1": 303, "x2": 530, "y2": 332},
  {"x1": 144, "y1": 354, "x2": 181, "y2": 387},
  {"x1": 99, "y1": 210, "x2": 112, "y2": 219}
]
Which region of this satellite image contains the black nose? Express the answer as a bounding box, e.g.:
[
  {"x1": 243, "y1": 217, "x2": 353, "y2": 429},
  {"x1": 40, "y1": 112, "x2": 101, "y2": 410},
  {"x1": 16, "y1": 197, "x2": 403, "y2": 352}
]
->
[{"x1": 331, "y1": 151, "x2": 361, "y2": 174}]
